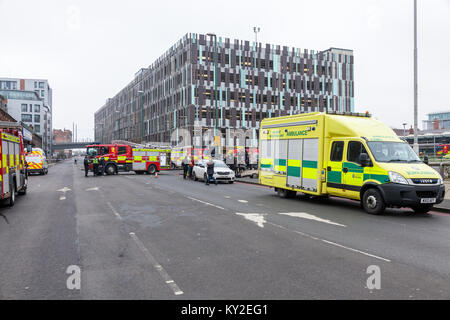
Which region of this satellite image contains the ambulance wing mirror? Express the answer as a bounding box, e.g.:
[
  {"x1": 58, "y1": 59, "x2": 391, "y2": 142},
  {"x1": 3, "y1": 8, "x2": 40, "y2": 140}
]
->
[{"x1": 359, "y1": 153, "x2": 370, "y2": 167}]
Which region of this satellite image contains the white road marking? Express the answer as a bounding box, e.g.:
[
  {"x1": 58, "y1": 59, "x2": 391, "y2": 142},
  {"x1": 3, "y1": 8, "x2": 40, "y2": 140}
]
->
[
  {"x1": 224, "y1": 196, "x2": 231, "y2": 199},
  {"x1": 59, "y1": 196, "x2": 66, "y2": 200},
  {"x1": 179, "y1": 196, "x2": 388, "y2": 263},
  {"x1": 86, "y1": 187, "x2": 99, "y2": 191},
  {"x1": 57, "y1": 187, "x2": 71, "y2": 193},
  {"x1": 278, "y1": 212, "x2": 346, "y2": 227},
  {"x1": 267, "y1": 221, "x2": 391, "y2": 262},
  {"x1": 106, "y1": 202, "x2": 123, "y2": 220},
  {"x1": 187, "y1": 197, "x2": 225, "y2": 210},
  {"x1": 236, "y1": 213, "x2": 266, "y2": 228},
  {"x1": 238, "y1": 200, "x2": 248, "y2": 203},
  {"x1": 129, "y1": 232, "x2": 184, "y2": 296}
]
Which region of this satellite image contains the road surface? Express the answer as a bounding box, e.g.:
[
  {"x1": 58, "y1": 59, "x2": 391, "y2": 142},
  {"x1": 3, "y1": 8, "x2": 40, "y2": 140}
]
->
[{"x1": 0, "y1": 160, "x2": 449, "y2": 299}]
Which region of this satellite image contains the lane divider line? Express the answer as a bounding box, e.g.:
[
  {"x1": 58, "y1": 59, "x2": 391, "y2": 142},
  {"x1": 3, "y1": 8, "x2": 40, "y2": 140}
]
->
[
  {"x1": 187, "y1": 196, "x2": 226, "y2": 211},
  {"x1": 107, "y1": 202, "x2": 123, "y2": 220},
  {"x1": 129, "y1": 232, "x2": 184, "y2": 296}
]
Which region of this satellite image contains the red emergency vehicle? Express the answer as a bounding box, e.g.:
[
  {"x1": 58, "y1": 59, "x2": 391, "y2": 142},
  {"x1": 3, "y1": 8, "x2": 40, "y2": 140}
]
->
[
  {"x1": 0, "y1": 128, "x2": 28, "y2": 206},
  {"x1": 85, "y1": 144, "x2": 161, "y2": 175}
]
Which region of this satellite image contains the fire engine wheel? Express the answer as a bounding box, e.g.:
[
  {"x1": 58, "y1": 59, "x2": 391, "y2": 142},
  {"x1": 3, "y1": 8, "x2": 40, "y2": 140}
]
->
[
  {"x1": 105, "y1": 164, "x2": 116, "y2": 176},
  {"x1": 147, "y1": 165, "x2": 157, "y2": 175},
  {"x1": 362, "y1": 188, "x2": 386, "y2": 215},
  {"x1": 9, "y1": 182, "x2": 16, "y2": 207}
]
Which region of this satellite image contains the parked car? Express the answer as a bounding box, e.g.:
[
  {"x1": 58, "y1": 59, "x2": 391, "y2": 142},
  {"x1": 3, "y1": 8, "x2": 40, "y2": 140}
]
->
[{"x1": 192, "y1": 160, "x2": 235, "y2": 184}]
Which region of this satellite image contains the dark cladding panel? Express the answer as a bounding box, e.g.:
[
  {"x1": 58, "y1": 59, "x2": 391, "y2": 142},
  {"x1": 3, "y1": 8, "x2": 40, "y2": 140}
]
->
[
  {"x1": 245, "y1": 89, "x2": 250, "y2": 108},
  {"x1": 198, "y1": 85, "x2": 205, "y2": 106},
  {"x1": 231, "y1": 49, "x2": 236, "y2": 68},
  {"x1": 258, "y1": 71, "x2": 265, "y2": 90},
  {"x1": 295, "y1": 75, "x2": 301, "y2": 93}
]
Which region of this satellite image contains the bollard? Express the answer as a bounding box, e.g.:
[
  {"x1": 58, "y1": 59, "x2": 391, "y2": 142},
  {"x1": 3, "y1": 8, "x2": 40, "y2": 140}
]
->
[{"x1": 440, "y1": 163, "x2": 445, "y2": 179}]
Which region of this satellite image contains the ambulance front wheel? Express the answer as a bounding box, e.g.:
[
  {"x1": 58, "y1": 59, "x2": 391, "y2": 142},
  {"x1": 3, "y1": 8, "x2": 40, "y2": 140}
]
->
[
  {"x1": 411, "y1": 204, "x2": 433, "y2": 214},
  {"x1": 362, "y1": 188, "x2": 386, "y2": 215}
]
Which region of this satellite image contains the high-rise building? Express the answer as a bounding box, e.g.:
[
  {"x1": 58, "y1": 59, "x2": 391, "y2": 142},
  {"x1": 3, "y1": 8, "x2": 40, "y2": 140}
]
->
[
  {"x1": 0, "y1": 77, "x2": 53, "y2": 155},
  {"x1": 94, "y1": 33, "x2": 354, "y2": 145}
]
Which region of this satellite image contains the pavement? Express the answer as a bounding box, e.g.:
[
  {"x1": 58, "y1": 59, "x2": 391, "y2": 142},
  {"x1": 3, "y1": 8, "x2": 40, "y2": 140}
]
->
[{"x1": 1, "y1": 160, "x2": 450, "y2": 299}]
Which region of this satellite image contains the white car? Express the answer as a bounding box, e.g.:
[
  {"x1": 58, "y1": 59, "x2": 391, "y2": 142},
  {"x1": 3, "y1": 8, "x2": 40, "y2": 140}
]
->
[{"x1": 192, "y1": 160, "x2": 235, "y2": 184}]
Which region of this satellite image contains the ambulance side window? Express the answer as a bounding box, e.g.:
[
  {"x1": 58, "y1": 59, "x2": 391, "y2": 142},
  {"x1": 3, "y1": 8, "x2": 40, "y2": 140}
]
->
[
  {"x1": 330, "y1": 141, "x2": 344, "y2": 162},
  {"x1": 347, "y1": 141, "x2": 369, "y2": 165}
]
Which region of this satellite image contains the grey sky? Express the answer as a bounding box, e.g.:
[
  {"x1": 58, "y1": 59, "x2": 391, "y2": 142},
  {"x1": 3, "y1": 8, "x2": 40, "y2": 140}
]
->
[{"x1": 1, "y1": 0, "x2": 449, "y2": 140}]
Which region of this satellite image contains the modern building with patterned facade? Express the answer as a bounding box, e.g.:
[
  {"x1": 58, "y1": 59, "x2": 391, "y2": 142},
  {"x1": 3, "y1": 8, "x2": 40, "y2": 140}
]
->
[{"x1": 94, "y1": 33, "x2": 354, "y2": 145}]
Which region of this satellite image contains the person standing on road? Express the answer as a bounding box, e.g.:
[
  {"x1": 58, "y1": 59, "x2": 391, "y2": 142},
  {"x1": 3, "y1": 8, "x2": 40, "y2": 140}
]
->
[
  {"x1": 83, "y1": 156, "x2": 90, "y2": 177},
  {"x1": 205, "y1": 160, "x2": 217, "y2": 186},
  {"x1": 99, "y1": 156, "x2": 106, "y2": 176},
  {"x1": 182, "y1": 157, "x2": 189, "y2": 180},
  {"x1": 189, "y1": 157, "x2": 195, "y2": 180},
  {"x1": 92, "y1": 157, "x2": 99, "y2": 176}
]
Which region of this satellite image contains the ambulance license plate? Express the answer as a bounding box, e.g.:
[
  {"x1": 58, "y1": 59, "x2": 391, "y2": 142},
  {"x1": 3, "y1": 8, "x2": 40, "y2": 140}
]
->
[{"x1": 421, "y1": 198, "x2": 436, "y2": 204}]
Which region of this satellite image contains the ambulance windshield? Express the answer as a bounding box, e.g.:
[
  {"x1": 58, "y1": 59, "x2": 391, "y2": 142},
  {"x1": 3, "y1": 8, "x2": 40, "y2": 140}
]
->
[{"x1": 367, "y1": 142, "x2": 421, "y2": 163}]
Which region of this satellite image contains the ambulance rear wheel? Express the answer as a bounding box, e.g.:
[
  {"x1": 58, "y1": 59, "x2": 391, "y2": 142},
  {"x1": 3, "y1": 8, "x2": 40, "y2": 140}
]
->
[
  {"x1": 105, "y1": 164, "x2": 116, "y2": 175},
  {"x1": 147, "y1": 165, "x2": 157, "y2": 175},
  {"x1": 362, "y1": 188, "x2": 385, "y2": 215},
  {"x1": 277, "y1": 188, "x2": 296, "y2": 199}
]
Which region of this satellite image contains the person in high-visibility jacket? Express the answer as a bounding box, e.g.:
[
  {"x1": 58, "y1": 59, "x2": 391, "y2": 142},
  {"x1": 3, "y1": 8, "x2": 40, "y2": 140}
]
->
[{"x1": 92, "y1": 157, "x2": 99, "y2": 176}]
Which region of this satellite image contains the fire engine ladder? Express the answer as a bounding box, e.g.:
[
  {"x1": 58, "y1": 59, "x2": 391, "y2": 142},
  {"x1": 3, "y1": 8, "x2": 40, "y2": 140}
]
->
[{"x1": 111, "y1": 140, "x2": 172, "y2": 150}]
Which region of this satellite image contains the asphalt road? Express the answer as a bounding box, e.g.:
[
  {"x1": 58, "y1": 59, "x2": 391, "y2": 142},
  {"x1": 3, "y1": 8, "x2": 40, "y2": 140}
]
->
[{"x1": 0, "y1": 160, "x2": 449, "y2": 299}]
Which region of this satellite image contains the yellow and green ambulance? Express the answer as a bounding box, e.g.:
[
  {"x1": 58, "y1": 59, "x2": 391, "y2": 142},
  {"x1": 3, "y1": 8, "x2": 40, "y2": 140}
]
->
[{"x1": 259, "y1": 111, "x2": 445, "y2": 214}]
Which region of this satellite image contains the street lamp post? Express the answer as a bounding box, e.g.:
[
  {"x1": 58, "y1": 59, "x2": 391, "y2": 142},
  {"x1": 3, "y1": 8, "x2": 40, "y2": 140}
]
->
[
  {"x1": 403, "y1": 122, "x2": 407, "y2": 137},
  {"x1": 253, "y1": 27, "x2": 260, "y2": 43},
  {"x1": 413, "y1": 0, "x2": 419, "y2": 154}
]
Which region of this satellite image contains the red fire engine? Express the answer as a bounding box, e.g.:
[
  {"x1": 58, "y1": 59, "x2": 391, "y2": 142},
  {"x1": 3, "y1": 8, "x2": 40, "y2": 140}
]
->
[
  {"x1": 85, "y1": 144, "x2": 161, "y2": 175},
  {"x1": 0, "y1": 128, "x2": 28, "y2": 206}
]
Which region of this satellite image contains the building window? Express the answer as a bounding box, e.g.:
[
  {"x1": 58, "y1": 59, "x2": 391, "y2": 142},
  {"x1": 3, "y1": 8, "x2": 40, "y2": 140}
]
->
[
  {"x1": 21, "y1": 104, "x2": 28, "y2": 112},
  {"x1": 34, "y1": 81, "x2": 38, "y2": 88},
  {"x1": 34, "y1": 115, "x2": 40, "y2": 123},
  {"x1": 29, "y1": 104, "x2": 33, "y2": 112},
  {"x1": 41, "y1": 90, "x2": 45, "y2": 97},
  {"x1": 21, "y1": 114, "x2": 32, "y2": 122},
  {"x1": 34, "y1": 104, "x2": 40, "y2": 112},
  {"x1": 39, "y1": 82, "x2": 45, "y2": 89},
  {"x1": 34, "y1": 125, "x2": 40, "y2": 133}
]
